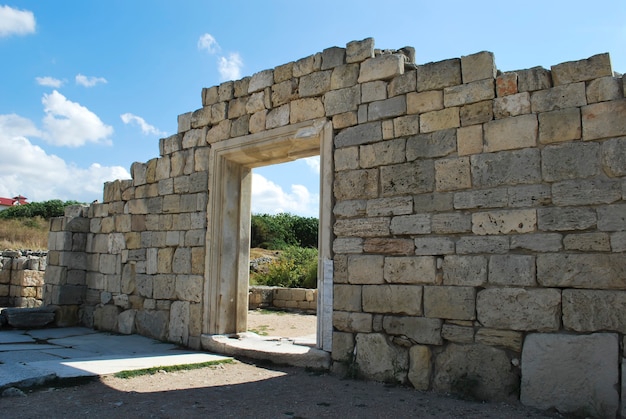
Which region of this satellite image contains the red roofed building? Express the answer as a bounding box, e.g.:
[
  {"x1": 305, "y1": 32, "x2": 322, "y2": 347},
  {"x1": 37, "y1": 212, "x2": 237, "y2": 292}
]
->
[{"x1": 0, "y1": 195, "x2": 29, "y2": 211}]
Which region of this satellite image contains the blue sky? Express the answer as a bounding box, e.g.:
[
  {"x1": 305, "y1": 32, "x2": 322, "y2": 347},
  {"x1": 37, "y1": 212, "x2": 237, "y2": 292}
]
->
[{"x1": 0, "y1": 1, "x2": 624, "y2": 217}]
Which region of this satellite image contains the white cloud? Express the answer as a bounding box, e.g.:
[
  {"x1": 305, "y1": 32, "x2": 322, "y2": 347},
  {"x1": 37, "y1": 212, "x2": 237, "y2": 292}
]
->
[
  {"x1": 120, "y1": 112, "x2": 166, "y2": 136},
  {"x1": 303, "y1": 156, "x2": 320, "y2": 175},
  {"x1": 198, "y1": 33, "x2": 220, "y2": 54},
  {"x1": 0, "y1": 5, "x2": 35, "y2": 37},
  {"x1": 75, "y1": 74, "x2": 107, "y2": 87},
  {"x1": 219, "y1": 52, "x2": 243, "y2": 81},
  {"x1": 36, "y1": 76, "x2": 64, "y2": 88},
  {"x1": 41, "y1": 90, "x2": 113, "y2": 147},
  {"x1": 0, "y1": 132, "x2": 129, "y2": 203},
  {"x1": 251, "y1": 173, "x2": 319, "y2": 217},
  {"x1": 0, "y1": 113, "x2": 43, "y2": 139}
]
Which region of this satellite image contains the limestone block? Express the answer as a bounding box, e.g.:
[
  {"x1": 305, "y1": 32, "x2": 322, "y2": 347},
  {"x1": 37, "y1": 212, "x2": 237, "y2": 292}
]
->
[
  {"x1": 563, "y1": 289, "x2": 626, "y2": 333},
  {"x1": 472, "y1": 209, "x2": 536, "y2": 235},
  {"x1": 537, "y1": 207, "x2": 596, "y2": 232},
  {"x1": 333, "y1": 200, "x2": 366, "y2": 218},
  {"x1": 531, "y1": 82, "x2": 586, "y2": 113},
  {"x1": 346, "y1": 38, "x2": 374, "y2": 64},
  {"x1": 172, "y1": 247, "x2": 191, "y2": 274},
  {"x1": 382, "y1": 315, "x2": 442, "y2": 345},
  {"x1": 383, "y1": 256, "x2": 436, "y2": 284},
  {"x1": 266, "y1": 104, "x2": 289, "y2": 129},
  {"x1": 218, "y1": 81, "x2": 233, "y2": 102},
  {"x1": 380, "y1": 161, "x2": 434, "y2": 196},
  {"x1": 175, "y1": 275, "x2": 203, "y2": 303},
  {"x1": 248, "y1": 69, "x2": 273, "y2": 93},
  {"x1": 460, "y1": 100, "x2": 492, "y2": 126},
  {"x1": 362, "y1": 284, "x2": 423, "y2": 315},
  {"x1": 407, "y1": 90, "x2": 443, "y2": 114},
  {"x1": 93, "y1": 304, "x2": 120, "y2": 332},
  {"x1": 333, "y1": 284, "x2": 362, "y2": 312},
  {"x1": 602, "y1": 137, "x2": 626, "y2": 177},
  {"x1": 135, "y1": 309, "x2": 169, "y2": 341},
  {"x1": 389, "y1": 70, "x2": 416, "y2": 97},
  {"x1": 443, "y1": 255, "x2": 487, "y2": 286},
  {"x1": 244, "y1": 91, "x2": 265, "y2": 115},
  {"x1": 582, "y1": 99, "x2": 626, "y2": 141},
  {"x1": 461, "y1": 51, "x2": 496, "y2": 83},
  {"x1": 471, "y1": 148, "x2": 541, "y2": 188},
  {"x1": 598, "y1": 203, "x2": 626, "y2": 231},
  {"x1": 406, "y1": 129, "x2": 456, "y2": 160},
  {"x1": 361, "y1": 81, "x2": 387, "y2": 102},
  {"x1": 474, "y1": 328, "x2": 522, "y2": 352},
  {"x1": 355, "y1": 332, "x2": 408, "y2": 383},
  {"x1": 359, "y1": 138, "x2": 405, "y2": 168},
  {"x1": 320, "y1": 46, "x2": 345, "y2": 70},
  {"x1": 333, "y1": 311, "x2": 372, "y2": 333},
  {"x1": 293, "y1": 53, "x2": 321, "y2": 78},
  {"x1": 419, "y1": 107, "x2": 460, "y2": 133},
  {"x1": 168, "y1": 300, "x2": 190, "y2": 346},
  {"x1": 332, "y1": 112, "x2": 357, "y2": 130},
  {"x1": 538, "y1": 108, "x2": 582, "y2": 144},
  {"x1": 551, "y1": 53, "x2": 612, "y2": 86},
  {"x1": 484, "y1": 114, "x2": 537, "y2": 152},
  {"x1": 610, "y1": 232, "x2": 626, "y2": 251},
  {"x1": 230, "y1": 114, "x2": 249, "y2": 137},
  {"x1": 441, "y1": 323, "x2": 474, "y2": 343},
  {"x1": 210, "y1": 101, "x2": 227, "y2": 124},
  {"x1": 273, "y1": 62, "x2": 293, "y2": 83},
  {"x1": 444, "y1": 79, "x2": 494, "y2": 107},
  {"x1": 271, "y1": 79, "x2": 298, "y2": 107},
  {"x1": 389, "y1": 214, "x2": 431, "y2": 235},
  {"x1": 333, "y1": 169, "x2": 378, "y2": 200},
  {"x1": 414, "y1": 237, "x2": 455, "y2": 255},
  {"x1": 363, "y1": 238, "x2": 414, "y2": 255},
  {"x1": 457, "y1": 125, "x2": 483, "y2": 156},
  {"x1": 358, "y1": 54, "x2": 404, "y2": 83},
  {"x1": 392, "y1": 114, "x2": 419, "y2": 137},
  {"x1": 423, "y1": 286, "x2": 476, "y2": 320},
  {"x1": 347, "y1": 254, "x2": 384, "y2": 284},
  {"x1": 289, "y1": 97, "x2": 324, "y2": 124},
  {"x1": 477, "y1": 288, "x2": 561, "y2": 331},
  {"x1": 414, "y1": 192, "x2": 454, "y2": 212},
  {"x1": 431, "y1": 213, "x2": 471, "y2": 234},
  {"x1": 335, "y1": 121, "x2": 381, "y2": 148},
  {"x1": 201, "y1": 86, "x2": 218, "y2": 106},
  {"x1": 493, "y1": 92, "x2": 531, "y2": 119},
  {"x1": 190, "y1": 106, "x2": 211, "y2": 129},
  {"x1": 408, "y1": 345, "x2": 431, "y2": 390},
  {"x1": 586, "y1": 76, "x2": 622, "y2": 103},
  {"x1": 299, "y1": 70, "x2": 331, "y2": 98},
  {"x1": 367, "y1": 96, "x2": 406, "y2": 121},
  {"x1": 117, "y1": 309, "x2": 136, "y2": 335},
  {"x1": 434, "y1": 343, "x2": 518, "y2": 401},
  {"x1": 435, "y1": 157, "x2": 471, "y2": 191},
  {"x1": 496, "y1": 72, "x2": 518, "y2": 97},
  {"x1": 330, "y1": 63, "x2": 359, "y2": 89},
  {"x1": 323, "y1": 85, "x2": 360, "y2": 116},
  {"x1": 366, "y1": 196, "x2": 413, "y2": 217},
  {"x1": 552, "y1": 179, "x2": 621, "y2": 206},
  {"x1": 520, "y1": 333, "x2": 619, "y2": 417},
  {"x1": 563, "y1": 232, "x2": 610, "y2": 251},
  {"x1": 517, "y1": 66, "x2": 552, "y2": 93},
  {"x1": 233, "y1": 77, "x2": 250, "y2": 98},
  {"x1": 153, "y1": 274, "x2": 175, "y2": 299},
  {"x1": 331, "y1": 331, "x2": 355, "y2": 362},
  {"x1": 488, "y1": 254, "x2": 536, "y2": 286},
  {"x1": 539, "y1": 253, "x2": 626, "y2": 289},
  {"x1": 416, "y1": 59, "x2": 461, "y2": 92}
]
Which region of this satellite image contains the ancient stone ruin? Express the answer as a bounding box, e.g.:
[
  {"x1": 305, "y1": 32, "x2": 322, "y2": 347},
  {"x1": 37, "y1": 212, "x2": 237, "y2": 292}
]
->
[{"x1": 43, "y1": 38, "x2": 626, "y2": 416}]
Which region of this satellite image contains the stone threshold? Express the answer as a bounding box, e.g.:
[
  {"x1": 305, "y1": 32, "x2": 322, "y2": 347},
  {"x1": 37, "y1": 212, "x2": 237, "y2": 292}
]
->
[{"x1": 201, "y1": 332, "x2": 330, "y2": 370}]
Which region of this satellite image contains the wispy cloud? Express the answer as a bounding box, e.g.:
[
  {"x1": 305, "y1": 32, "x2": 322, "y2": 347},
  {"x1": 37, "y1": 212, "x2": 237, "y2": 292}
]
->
[
  {"x1": 75, "y1": 74, "x2": 107, "y2": 87},
  {"x1": 304, "y1": 156, "x2": 320, "y2": 175},
  {"x1": 41, "y1": 90, "x2": 113, "y2": 147},
  {"x1": 36, "y1": 76, "x2": 64, "y2": 88},
  {"x1": 198, "y1": 33, "x2": 243, "y2": 82},
  {"x1": 198, "y1": 33, "x2": 220, "y2": 54},
  {"x1": 120, "y1": 112, "x2": 166, "y2": 136},
  {"x1": 251, "y1": 173, "x2": 319, "y2": 217},
  {"x1": 0, "y1": 5, "x2": 35, "y2": 37}
]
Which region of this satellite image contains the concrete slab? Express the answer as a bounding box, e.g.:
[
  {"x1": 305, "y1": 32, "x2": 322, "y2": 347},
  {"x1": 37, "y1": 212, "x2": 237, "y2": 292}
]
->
[
  {"x1": 0, "y1": 363, "x2": 56, "y2": 388},
  {"x1": 0, "y1": 330, "x2": 35, "y2": 344},
  {"x1": 0, "y1": 350, "x2": 63, "y2": 364}
]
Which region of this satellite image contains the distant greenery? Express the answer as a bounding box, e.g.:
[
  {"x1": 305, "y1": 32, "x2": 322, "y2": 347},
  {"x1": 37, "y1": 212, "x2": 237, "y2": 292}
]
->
[
  {"x1": 0, "y1": 217, "x2": 49, "y2": 250},
  {"x1": 251, "y1": 245, "x2": 318, "y2": 289},
  {"x1": 251, "y1": 213, "x2": 318, "y2": 250},
  {"x1": 0, "y1": 199, "x2": 84, "y2": 220}
]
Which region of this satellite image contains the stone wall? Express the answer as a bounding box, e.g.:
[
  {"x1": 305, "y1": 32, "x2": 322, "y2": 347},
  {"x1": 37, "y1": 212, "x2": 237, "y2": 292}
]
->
[
  {"x1": 249, "y1": 286, "x2": 317, "y2": 312},
  {"x1": 44, "y1": 38, "x2": 626, "y2": 416},
  {"x1": 0, "y1": 250, "x2": 47, "y2": 308}
]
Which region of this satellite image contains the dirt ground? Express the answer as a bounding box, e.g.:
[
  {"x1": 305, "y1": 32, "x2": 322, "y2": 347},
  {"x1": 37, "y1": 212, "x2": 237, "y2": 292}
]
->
[{"x1": 0, "y1": 311, "x2": 558, "y2": 418}]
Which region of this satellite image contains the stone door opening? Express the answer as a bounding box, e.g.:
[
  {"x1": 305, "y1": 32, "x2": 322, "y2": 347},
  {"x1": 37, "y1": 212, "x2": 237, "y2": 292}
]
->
[{"x1": 203, "y1": 118, "x2": 333, "y2": 351}]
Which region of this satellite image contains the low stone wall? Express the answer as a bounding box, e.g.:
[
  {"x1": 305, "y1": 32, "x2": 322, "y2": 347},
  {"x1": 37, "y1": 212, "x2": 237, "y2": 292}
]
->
[
  {"x1": 249, "y1": 286, "x2": 317, "y2": 313},
  {"x1": 0, "y1": 251, "x2": 47, "y2": 308}
]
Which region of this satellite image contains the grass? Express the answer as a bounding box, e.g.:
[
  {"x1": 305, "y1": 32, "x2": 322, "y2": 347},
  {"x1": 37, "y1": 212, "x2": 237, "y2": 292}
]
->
[
  {"x1": 0, "y1": 217, "x2": 49, "y2": 250},
  {"x1": 248, "y1": 324, "x2": 271, "y2": 336},
  {"x1": 113, "y1": 359, "x2": 234, "y2": 379}
]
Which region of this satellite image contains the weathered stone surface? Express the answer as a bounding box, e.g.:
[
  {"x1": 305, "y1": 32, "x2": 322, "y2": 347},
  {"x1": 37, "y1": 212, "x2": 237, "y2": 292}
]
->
[
  {"x1": 455, "y1": 236, "x2": 509, "y2": 254},
  {"x1": 537, "y1": 207, "x2": 597, "y2": 231},
  {"x1": 407, "y1": 90, "x2": 443, "y2": 114},
  {"x1": 441, "y1": 323, "x2": 474, "y2": 343},
  {"x1": 461, "y1": 51, "x2": 496, "y2": 83},
  {"x1": 517, "y1": 66, "x2": 552, "y2": 93},
  {"x1": 443, "y1": 255, "x2": 487, "y2": 286},
  {"x1": 248, "y1": 69, "x2": 273, "y2": 93},
  {"x1": 363, "y1": 238, "x2": 414, "y2": 255},
  {"x1": 358, "y1": 54, "x2": 404, "y2": 83},
  {"x1": 431, "y1": 213, "x2": 471, "y2": 234},
  {"x1": 456, "y1": 125, "x2": 483, "y2": 156},
  {"x1": 2, "y1": 306, "x2": 56, "y2": 329},
  {"x1": 135, "y1": 309, "x2": 168, "y2": 341},
  {"x1": 335, "y1": 121, "x2": 381, "y2": 148},
  {"x1": 423, "y1": 286, "x2": 476, "y2": 320},
  {"x1": 586, "y1": 75, "x2": 622, "y2": 103},
  {"x1": 484, "y1": 114, "x2": 537, "y2": 152},
  {"x1": 334, "y1": 217, "x2": 390, "y2": 238},
  {"x1": 331, "y1": 331, "x2": 354, "y2": 362},
  {"x1": 93, "y1": 304, "x2": 120, "y2": 332},
  {"x1": 347, "y1": 255, "x2": 384, "y2": 284},
  {"x1": 444, "y1": 79, "x2": 494, "y2": 107},
  {"x1": 333, "y1": 311, "x2": 372, "y2": 333},
  {"x1": 471, "y1": 148, "x2": 541, "y2": 187},
  {"x1": 408, "y1": 345, "x2": 431, "y2": 390},
  {"x1": 551, "y1": 53, "x2": 612, "y2": 85},
  {"x1": 507, "y1": 184, "x2": 551, "y2": 207},
  {"x1": 367, "y1": 96, "x2": 406, "y2": 121},
  {"x1": 476, "y1": 288, "x2": 561, "y2": 331},
  {"x1": 389, "y1": 214, "x2": 430, "y2": 235},
  {"x1": 414, "y1": 237, "x2": 455, "y2": 255},
  {"x1": 117, "y1": 309, "x2": 136, "y2": 334},
  {"x1": 323, "y1": 85, "x2": 360, "y2": 116},
  {"x1": 290, "y1": 98, "x2": 324, "y2": 124},
  {"x1": 168, "y1": 300, "x2": 190, "y2": 345},
  {"x1": 406, "y1": 128, "x2": 456, "y2": 160},
  {"x1": 454, "y1": 187, "x2": 508, "y2": 209},
  {"x1": 531, "y1": 82, "x2": 586, "y2": 113},
  {"x1": 460, "y1": 100, "x2": 492, "y2": 126},
  {"x1": 384, "y1": 256, "x2": 435, "y2": 284},
  {"x1": 602, "y1": 136, "x2": 626, "y2": 177},
  {"x1": 521, "y1": 333, "x2": 619, "y2": 417},
  {"x1": 346, "y1": 38, "x2": 374, "y2": 64},
  {"x1": 563, "y1": 232, "x2": 610, "y2": 251},
  {"x1": 416, "y1": 59, "x2": 461, "y2": 92},
  {"x1": 552, "y1": 179, "x2": 621, "y2": 206},
  {"x1": 434, "y1": 343, "x2": 518, "y2": 401},
  {"x1": 382, "y1": 315, "x2": 442, "y2": 345},
  {"x1": 321, "y1": 46, "x2": 345, "y2": 70},
  {"x1": 474, "y1": 328, "x2": 522, "y2": 351},
  {"x1": 419, "y1": 107, "x2": 460, "y2": 133},
  {"x1": 361, "y1": 81, "x2": 387, "y2": 102},
  {"x1": 362, "y1": 284, "x2": 422, "y2": 315},
  {"x1": 496, "y1": 72, "x2": 518, "y2": 97},
  {"x1": 355, "y1": 332, "x2": 408, "y2": 383},
  {"x1": 541, "y1": 142, "x2": 598, "y2": 181},
  {"x1": 472, "y1": 209, "x2": 536, "y2": 235},
  {"x1": 582, "y1": 99, "x2": 626, "y2": 140},
  {"x1": 333, "y1": 284, "x2": 362, "y2": 312},
  {"x1": 359, "y1": 138, "x2": 405, "y2": 168},
  {"x1": 493, "y1": 92, "x2": 530, "y2": 119},
  {"x1": 563, "y1": 289, "x2": 626, "y2": 333},
  {"x1": 366, "y1": 196, "x2": 412, "y2": 217},
  {"x1": 333, "y1": 169, "x2": 378, "y2": 200},
  {"x1": 488, "y1": 254, "x2": 536, "y2": 286},
  {"x1": 380, "y1": 161, "x2": 434, "y2": 196},
  {"x1": 538, "y1": 107, "x2": 581, "y2": 144}
]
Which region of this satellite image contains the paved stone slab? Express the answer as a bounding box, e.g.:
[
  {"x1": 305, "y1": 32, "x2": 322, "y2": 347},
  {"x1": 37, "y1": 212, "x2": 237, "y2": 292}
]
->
[
  {"x1": 27, "y1": 327, "x2": 99, "y2": 340},
  {"x1": 0, "y1": 343, "x2": 59, "y2": 352},
  {"x1": 0, "y1": 330, "x2": 34, "y2": 344}
]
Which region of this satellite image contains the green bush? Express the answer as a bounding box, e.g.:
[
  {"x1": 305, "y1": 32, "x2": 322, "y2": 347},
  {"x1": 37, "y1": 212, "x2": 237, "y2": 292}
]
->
[
  {"x1": 0, "y1": 199, "x2": 84, "y2": 220},
  {"x1": 250, "y1": 213, "x2": 318, "y2": 250},
  {"x1": 251, "y1": 245, "x2": 318, "y2": 288}
]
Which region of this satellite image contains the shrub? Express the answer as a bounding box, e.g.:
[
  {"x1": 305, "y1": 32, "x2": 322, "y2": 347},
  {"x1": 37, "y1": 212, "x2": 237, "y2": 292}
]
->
[
  {"x1": 251, "y1": 245, "x2": 318, "y2": 288},
  {"x1": 0, "y1": 199, "x2": 84, "y2": 220},
  {"x1": 250, "y1": 213, "x2": 318, "y2": 250}
]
